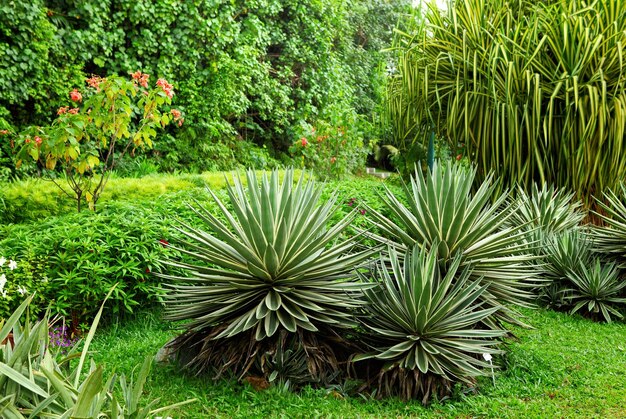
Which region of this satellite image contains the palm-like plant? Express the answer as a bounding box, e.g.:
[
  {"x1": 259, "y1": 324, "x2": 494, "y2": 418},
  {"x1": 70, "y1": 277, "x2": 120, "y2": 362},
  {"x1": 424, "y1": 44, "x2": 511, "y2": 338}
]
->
[
  {"x1": 161, "y1": 169, "x2": 374, "y2": 378},
  {"x1": 354, "y1": 246, "x2": 505, "y2": 402},
  {"x1": 364, "y1": 162, "x2": 537, "y2": 324},
  {"x1": 386, "y1": 0, "x2": 626, "y2": 209}
]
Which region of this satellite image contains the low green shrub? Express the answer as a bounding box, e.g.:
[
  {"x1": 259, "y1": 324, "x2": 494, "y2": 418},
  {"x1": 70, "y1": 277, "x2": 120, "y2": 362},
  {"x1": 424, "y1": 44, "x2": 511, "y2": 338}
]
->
[{"x1": 0, "y1": 201, "x2": 181, "y2": 324}]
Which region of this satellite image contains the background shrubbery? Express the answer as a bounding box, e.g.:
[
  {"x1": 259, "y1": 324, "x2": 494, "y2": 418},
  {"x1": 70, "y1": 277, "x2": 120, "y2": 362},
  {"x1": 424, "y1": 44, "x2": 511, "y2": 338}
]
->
[{"x1": 0, "y1": 0, "x2": 410, "y2": 176}]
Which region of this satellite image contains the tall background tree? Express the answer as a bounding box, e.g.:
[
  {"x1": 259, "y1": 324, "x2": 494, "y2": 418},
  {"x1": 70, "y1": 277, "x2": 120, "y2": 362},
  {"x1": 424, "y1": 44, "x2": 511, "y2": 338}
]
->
[{"x1": 384, "y1": 0, "x2": 626, "y2": 209}]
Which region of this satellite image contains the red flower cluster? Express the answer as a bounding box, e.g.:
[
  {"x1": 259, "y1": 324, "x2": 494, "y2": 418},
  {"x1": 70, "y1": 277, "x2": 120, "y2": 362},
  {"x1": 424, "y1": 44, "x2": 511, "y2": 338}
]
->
[
  {"x1": 330, "y1": 156, "x2": 337, "y2": 164},
  {"x1": 70, "y1": 89, "x2": 82, "y2": 102},
  {"x1": 86, "y1": 75, "x2": 104, "y2": 91},
  {"x1": 57, "y1": 106, "x2": 69, "y2": 115},
  {"x1": 34, "y1": 136, "x2": 42, "y2": 145},
  {"x1": 156, "y1": 78, "x2": 174, "y2": 98},
  {"x1": 131, "y1": 71, "x2": 150, "y2": 88},
  {"x1": 301, "y1": 137, "x2": 308, "y2": 147},
  {"x1": 68, "y1": 108, "x2": 80, "y2": 115},
  {"x1": 170, "y1": 109, "x2": 184, "y2": 126}
]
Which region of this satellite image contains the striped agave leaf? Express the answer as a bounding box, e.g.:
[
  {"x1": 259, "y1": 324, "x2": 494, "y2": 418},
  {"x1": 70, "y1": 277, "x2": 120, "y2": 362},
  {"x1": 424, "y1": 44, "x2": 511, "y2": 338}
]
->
[
  {"x1": 162, "y1": 169, "x2": 375, "y2": 342},
  {"x1": 591, "y1": 183, "x2": 626, "y2": 266},
  {"x1": 386, "y1": 0, "x2": 626, "y2": 209},
  {"x1": 355, "y1": 245, "x2": 505, "y2": 401},
  {"x1": 364, "y1": 161, "x2": 538, "y2": 324}
]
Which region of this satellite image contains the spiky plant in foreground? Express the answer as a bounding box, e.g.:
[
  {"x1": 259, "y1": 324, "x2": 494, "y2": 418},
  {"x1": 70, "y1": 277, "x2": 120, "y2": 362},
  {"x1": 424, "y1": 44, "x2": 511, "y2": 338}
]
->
[
  {"x1": 161, "y1": 169, "x2": 374, "y2": 380},
  {"x1": 364, "y1": 162, "x2": 538, "y2": 325},
  {"x1": 354, "y1": 246, "x2": 505, "y2": 403}
]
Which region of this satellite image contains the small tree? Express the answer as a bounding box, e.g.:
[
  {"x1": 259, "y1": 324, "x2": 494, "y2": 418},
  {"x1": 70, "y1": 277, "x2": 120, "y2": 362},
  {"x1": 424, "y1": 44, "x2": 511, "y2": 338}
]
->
[{"x1": 14, "y1": 72, "x2": 182, "y2": 211}]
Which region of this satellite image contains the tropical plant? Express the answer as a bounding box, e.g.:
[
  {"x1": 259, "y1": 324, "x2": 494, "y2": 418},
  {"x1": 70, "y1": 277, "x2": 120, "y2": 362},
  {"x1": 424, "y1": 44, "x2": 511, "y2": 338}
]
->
[
  {"x1": 385, "y1": 0, "x2": 626, "y2": 208},
  {"x1": 13, "y1": 73, "x2": 182, "y2": 212},
  {"x1": 354, "y1": 246, "x2": 505, "y2": 402},
  {"x1": 539, "y1": 229, "x2": 594, "y2": 308},
  {"x1": 161, "y1": 169, "x2": 374, "y2": 381},
  {"x1": 507, "y1": 183, "x2": 585, "y2": 243},
  {"x1": 0, "y1": 292, "x2": 195, "y2": 418},
  {"x1": 364, "y1": 161, "x2": 537, "y2": 325},
  {"x1": 591, "y1": 183, "x2": 626, "y2": 266},
  {"x1": 566, "y1": 260, "x2": 626, "y2": 322}
]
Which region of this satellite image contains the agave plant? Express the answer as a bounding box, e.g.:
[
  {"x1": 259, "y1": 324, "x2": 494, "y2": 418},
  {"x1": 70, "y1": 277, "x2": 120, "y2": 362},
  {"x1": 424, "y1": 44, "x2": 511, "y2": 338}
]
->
[
  {"x1": 354, "y1": 246, "x2": 505, "y2": 402},
  {"x1": 364, "y1": 162, "x2": 537, "y2": 324},
  {"x1": 161, "y1": 169, "x2": 374, "y2": 378},
  {"x1": 507, "y1": 183, "x2": 585, "y2": 242},
  {"x1": 592, "y1": 183, "x2": 626, "y2": 266},
  {"x1": 566, "y1": 260, "x2": 626, "y2": 322}
]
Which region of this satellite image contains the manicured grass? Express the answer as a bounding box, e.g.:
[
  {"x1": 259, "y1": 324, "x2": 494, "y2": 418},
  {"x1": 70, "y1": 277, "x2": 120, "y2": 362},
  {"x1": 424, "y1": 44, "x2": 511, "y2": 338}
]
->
[{"x1": 89, "y1": 307, "x2": 626, "y2": 418}]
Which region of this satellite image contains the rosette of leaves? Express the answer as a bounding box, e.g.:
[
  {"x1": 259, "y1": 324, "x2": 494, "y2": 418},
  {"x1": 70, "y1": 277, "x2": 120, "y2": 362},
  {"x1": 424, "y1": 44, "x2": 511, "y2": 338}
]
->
[
  {"x1": 161, "y1": 169, "x2": 374, "y2": 379},
  {"x1": 591, "y1": 183, "x2": 626, "y2": 267},
  {"x1": 507, "y1": 183, "x2": 585, "y2": 244},
  {"x1": 354, "y1": 246, "x2": 505, "y2": 403},
  {"x1": 364, "y1": 161, "x2": 538, "y2": 325},
  {"x1": 566, "y1": 260, "x2": 626, "y2": 322}
]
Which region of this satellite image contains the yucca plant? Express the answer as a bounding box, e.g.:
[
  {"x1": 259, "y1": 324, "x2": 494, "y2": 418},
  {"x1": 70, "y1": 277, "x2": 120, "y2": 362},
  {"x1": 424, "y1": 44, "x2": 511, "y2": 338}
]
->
[
  {"x1": 566, "y1": 260, "x2": 626, "y2": 322},
  {"x1": 386, "y1": 0, "x2": 626, "y2": 209},
  {"x1": 161, "y1": 169, "x2": 374, "y2": 381},
  {"x1": 364, "y1": 162, "x2": 537, "y2": 325},
  {"x1": 354, "y1": 246, "x2": 505, "y2": 403},
  {"x1": 592, "y1": 183, "x2": 626, "y2": 266}
]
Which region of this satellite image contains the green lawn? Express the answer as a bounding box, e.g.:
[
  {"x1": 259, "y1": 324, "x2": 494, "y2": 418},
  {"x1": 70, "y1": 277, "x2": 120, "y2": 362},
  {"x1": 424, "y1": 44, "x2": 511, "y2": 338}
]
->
[{"x1": 90, "y1": 307, "x2": 626, "y2": 418}]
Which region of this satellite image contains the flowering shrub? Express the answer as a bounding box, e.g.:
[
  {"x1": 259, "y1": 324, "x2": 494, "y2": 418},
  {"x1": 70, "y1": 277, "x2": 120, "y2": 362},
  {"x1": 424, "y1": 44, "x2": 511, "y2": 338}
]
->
[
  {"x1": 13, "y1": 73, "x2": 183, "y2": 211},
  {"x1": 289, "y1": 110, "x2": 368, "y2": 180}
]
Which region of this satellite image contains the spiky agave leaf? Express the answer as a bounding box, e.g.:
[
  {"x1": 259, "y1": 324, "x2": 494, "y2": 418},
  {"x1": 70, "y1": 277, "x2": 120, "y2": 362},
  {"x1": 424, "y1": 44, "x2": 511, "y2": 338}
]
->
[
  {"x1": 592, "y1": 183, "x2": 626, "y2": 267},
  {"x1": 364, "y1": 162, "x2": 538, "y2": 324},
  {"x1": 507, "y1": 183, "x2": 585, "y2": 243},
  {"x1": 354, "y1": 246, "x2": 505, "y2": 401},
  {"x1": 566, "y1": 260, "x2": 626, "y2": 323},
  {"x1": 161, "y1": 169, "x2": 375, "y2": 342}
]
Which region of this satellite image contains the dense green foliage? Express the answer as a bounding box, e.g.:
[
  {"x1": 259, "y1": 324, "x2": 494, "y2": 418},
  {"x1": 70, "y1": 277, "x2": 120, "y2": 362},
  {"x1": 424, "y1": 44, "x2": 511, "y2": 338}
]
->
[
  {"x1": 385, "y1": 0, "x2": 626, "y2": 207},
  {"x1": 1, "y1": 0, "x2": 409, "y2": 174}
]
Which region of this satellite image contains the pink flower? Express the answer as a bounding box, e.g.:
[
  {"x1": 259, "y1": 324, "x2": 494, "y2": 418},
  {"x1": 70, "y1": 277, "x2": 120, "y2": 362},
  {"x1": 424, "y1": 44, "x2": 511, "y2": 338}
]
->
[
  {"x1": 330, "y1": 156, "x2": 336, "y2": 164},
  {"x1": 68, "y1": 108, "x2": 80, "y2": 115},
  {"x1": 57, "y1": 106, "x2": 69, "y2": 115},
  {"x1": 178, "y1": 118, "x2": 184, "y2": 127},
  {"x1": 456, "y1": 154, "x2": 462, "y2": 161},
  {"x1": 360, "y1": 209, "x2": 367, "y2": 215},
  {"x1": 156, "y1": 78, "x2": 174, "y2": 98},
  {"x1": 301, "y1": 137, "x2": 308, "y2": 147},
  {"x1": 70, "y1": 89, "x2": 82, "y2": 102},
  {"x1": 170, "y1": 109, "x2": 182, "y2": 119},
  {"x1": 131, "y1": 71, "x2": 150, "y2": 88},
  {"x1": 34, "y1": 136, "x2": 42, "y2": 146},
  {"x1": 86, "y1": 75, "x2": 104, "y2": 90}
]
